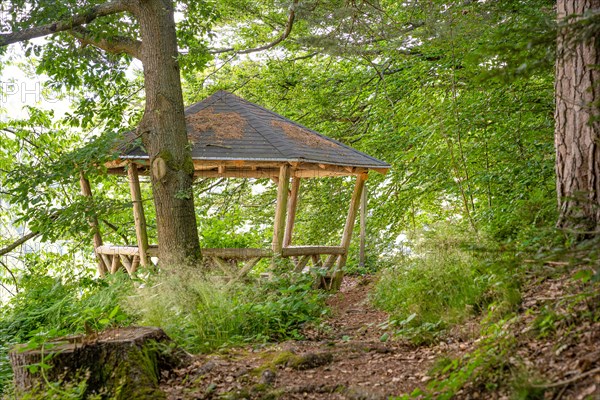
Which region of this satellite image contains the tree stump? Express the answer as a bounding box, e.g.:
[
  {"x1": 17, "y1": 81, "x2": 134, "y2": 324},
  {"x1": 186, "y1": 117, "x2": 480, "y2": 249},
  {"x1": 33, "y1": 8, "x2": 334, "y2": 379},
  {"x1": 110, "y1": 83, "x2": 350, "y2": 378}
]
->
[{"x1": 9, "y1": 326, "x2": 189, "y2": 399}]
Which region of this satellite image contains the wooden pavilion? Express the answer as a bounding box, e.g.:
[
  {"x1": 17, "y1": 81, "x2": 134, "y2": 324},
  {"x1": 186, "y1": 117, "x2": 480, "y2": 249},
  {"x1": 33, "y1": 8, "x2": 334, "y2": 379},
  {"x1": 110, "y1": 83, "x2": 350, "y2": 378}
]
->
[{"x1": 85, "y1": 90, "x2": 389, "y2": 289}]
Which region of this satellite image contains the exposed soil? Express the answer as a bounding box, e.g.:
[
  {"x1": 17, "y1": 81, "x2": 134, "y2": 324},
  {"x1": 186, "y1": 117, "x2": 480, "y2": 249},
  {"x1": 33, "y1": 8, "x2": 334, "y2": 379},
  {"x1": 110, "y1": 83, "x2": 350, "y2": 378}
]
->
[
  {"x1": 159, "y1": 272, "x2": 600, "y2": 400},
  {"x1": 159, "y1": 277, "x2": 474, "y2": 399}
]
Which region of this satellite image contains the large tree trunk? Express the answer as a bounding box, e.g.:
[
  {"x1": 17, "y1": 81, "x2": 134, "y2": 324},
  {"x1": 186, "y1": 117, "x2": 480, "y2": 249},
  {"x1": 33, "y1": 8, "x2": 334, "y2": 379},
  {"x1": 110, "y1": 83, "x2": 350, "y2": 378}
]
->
[
  {"x1": 133, "y1": 0, "x2": 201, "y2": 265},
  {"x1": 555, "y1": 0, "x2": 600, "y2": 232}
]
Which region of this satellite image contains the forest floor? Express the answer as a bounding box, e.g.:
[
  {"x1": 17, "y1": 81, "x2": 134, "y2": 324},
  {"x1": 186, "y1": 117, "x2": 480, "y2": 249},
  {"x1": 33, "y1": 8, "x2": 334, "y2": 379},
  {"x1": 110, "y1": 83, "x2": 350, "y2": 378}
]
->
[{"x1": 159, "y1": 273, "x2": 600, "y2": 400}]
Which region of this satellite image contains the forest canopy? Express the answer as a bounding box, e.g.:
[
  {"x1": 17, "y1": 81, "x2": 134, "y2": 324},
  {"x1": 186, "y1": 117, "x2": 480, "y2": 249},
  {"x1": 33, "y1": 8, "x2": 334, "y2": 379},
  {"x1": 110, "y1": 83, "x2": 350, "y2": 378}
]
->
[{"x1": 0, "y1": 0, "x2": 558, "y2": 266}]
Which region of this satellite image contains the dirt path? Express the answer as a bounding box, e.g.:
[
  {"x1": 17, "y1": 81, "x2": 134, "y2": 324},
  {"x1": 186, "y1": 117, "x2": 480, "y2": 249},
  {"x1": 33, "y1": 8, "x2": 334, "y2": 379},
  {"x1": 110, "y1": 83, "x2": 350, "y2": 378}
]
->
[{"x1": 160, "y1": 277, "x2": 473, "y2": 399}]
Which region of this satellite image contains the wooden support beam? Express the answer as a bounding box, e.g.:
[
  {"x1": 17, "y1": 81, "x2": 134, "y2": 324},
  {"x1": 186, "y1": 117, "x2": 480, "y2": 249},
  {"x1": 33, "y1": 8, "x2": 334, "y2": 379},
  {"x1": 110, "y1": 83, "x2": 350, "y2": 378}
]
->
[
  {"x1": 119, "y1": 255, "x2": 133, "y2": 274},
  {"x1": 293, "y1": 169, "x2": 365, "y2": 178},
  {"x1": 226, "y1": 257, "x2": 262, "y2": 287},
  {"x1": 359, "y1": 183, "x2": 367, "y2": 267},
  {"x1": 332, "y1": 173, "x2": 368, "y2": 290},
  {"x1": 311, "y1": 254, "x2": 322, "y2": 267},
  {"x1": 194, "y1": 169, "x2": 279, "y2": 179},
  {"x1": 131, "y1": 256, "x2": 140, "y2": 273},
  {"x1": 110, "y1": 255, "x2": 121, "y2": 274},
  {"x1": 283, "y1": 176, "x2": 301, "y2": 247},
  {"x1": 294, "y1": 255, "x2": 311, "y2": 273},
  {"x1": 79, "y1": 171, "x2": 107, "y2": 277},
  {"x1": 212, "y1": 256, "x2": 236, "y2": 276},
  {"x1": 100, "y1": 254, "x2": 112, "y2": 272},
  {"x1": 96, "y1": 245, "x2": 158, "y2": 257},
  {"x1": 193, "y1": 160, "x2": 284, "y2": 169},
  {"x1": 323, "y1": 254, "x2": 338, "y2": 270},
  {"x1": 107, "y1": 160, "x2": 389, "y2": 178},
  {"x1": 272, "y1": 165, "x2": 290, "y2": 254},
  {"x1": 128, "y1": 163, "x2": 149, "y2": 268}
]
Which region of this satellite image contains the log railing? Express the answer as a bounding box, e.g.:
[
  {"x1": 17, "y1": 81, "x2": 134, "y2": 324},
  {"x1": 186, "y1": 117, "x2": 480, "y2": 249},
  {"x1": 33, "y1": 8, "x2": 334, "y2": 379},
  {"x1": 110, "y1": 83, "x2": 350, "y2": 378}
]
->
[
  {"x1": 95, "y1": 245, "x2": 346, "y2": 288},
  {"x1": 202, "y1": 248, "x2": 272, "y2": 286},
  {"x1": 96, "y1": 245, "x2": 158, "y2": 275}
]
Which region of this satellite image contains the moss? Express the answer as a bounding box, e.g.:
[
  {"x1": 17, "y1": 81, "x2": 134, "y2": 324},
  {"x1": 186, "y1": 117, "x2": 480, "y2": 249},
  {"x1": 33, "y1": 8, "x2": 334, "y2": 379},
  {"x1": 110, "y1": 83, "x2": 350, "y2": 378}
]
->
[
  {"x1": 157, "y1": 151, "x2": 173, "y2": 164},
  {"x1": 156, "y1": 150, "x2": 194, "y2": 177},
  {"x1": 221, "y1": 388, "x2": 252, "y2": 400},
  {"x1": 182, "y1": 154, "x2": 194, "y2": 175},
  {"x1": 16, "y1": 342, "x2": 166, "y2": 400},
  {"x1": 222, "y1": 384, "x2": 284, "y2": 400},
  {"x1": 252, "y1": 351, "x2": 300, "y2": 375},
  {"x1": 285, "y1": 352, "x2": 333, "y2": 370},
  {"x1": 104, "y1": 340, "x2": 166, "y2": 400},
  {"x1": 259, "y1": 387, "x2": 285, "y2": 400},
  {"x1": 10, "y1": 328, "x2": 179, "y2": 399},
  {"x1": 270, "y1": 351, "x2": 299, "y2": 367}
]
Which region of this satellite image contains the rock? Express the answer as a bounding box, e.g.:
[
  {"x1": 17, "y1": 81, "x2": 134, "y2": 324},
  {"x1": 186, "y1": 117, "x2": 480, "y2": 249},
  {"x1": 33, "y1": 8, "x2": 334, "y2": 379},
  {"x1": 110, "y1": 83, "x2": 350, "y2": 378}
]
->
[{"x1": 261, "y1": 369, "x2": 276, "y2": 385}]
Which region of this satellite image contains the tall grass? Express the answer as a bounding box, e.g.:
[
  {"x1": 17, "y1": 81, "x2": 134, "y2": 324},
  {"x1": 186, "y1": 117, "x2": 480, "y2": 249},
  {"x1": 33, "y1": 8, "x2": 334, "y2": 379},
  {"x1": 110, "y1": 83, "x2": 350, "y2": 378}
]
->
[
  {"x1": 127, "y1": 268, "x2": 327, "y2": 353},
  {"x1": 372, "y1": 227, "x2": 521, "y2": 343}
]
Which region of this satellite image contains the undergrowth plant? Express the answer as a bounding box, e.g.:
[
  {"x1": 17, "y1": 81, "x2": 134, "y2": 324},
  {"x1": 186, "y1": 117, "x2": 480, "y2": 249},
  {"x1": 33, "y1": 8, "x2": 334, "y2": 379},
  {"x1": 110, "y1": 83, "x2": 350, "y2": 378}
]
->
[
  {"x1": 372, "y1": 226, "x2": 521, "y2": 344},
  {"x1": 127, "y1": 268, "x2": 327, "y2": 353}
]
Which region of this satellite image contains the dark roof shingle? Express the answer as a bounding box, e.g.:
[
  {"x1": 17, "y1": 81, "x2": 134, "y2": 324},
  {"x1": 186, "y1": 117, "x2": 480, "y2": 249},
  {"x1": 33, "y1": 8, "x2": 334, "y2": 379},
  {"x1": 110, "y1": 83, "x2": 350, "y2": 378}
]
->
[{"x1": 121, "y1": 90, "x2": 389, "y2": 170}]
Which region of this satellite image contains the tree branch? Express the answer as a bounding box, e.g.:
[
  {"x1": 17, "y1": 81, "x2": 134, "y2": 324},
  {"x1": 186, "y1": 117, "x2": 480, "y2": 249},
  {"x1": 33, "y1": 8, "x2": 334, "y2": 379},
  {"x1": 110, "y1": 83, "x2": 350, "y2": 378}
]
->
[
  {"x1": 0, "y1": 259, "x2": 18, "y2": 295},
  {"x1": 210, "y1": 0, "x2": 299, "y2": 55},
  {"x1": 0, "y1": 231, "x2": 39, "y2": 257},
  {"x1": 70, "y1": 26, "x2": 142, "y2": 60},
  {"x1": 0, "y1": 0, "x2": 132, "y2": 47},
  {"x1": 101, "y1": 219, "x2": 130, "y2": 244},
  {"x1": 285, "y1": 52, "x2": 318, "y2": 62}
]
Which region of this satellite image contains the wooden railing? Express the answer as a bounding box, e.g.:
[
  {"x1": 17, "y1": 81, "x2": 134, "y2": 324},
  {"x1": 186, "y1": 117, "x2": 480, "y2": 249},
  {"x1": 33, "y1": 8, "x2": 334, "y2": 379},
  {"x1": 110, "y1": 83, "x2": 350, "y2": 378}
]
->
[
  {"x1": 202, "y1": 248, "x2": 272, "y2": 285},
  {"x1": 95, "y1": 245, "x2": 346, "y2": 288},
  {"x1": 96, "y1": 245, "x2": 158, "y2": 274}
]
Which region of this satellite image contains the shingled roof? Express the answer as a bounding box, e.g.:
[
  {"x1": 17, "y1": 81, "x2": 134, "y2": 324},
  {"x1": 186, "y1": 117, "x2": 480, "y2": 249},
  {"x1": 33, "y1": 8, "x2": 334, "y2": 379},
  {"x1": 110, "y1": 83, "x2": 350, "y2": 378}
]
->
[{"x1": 113, "y1": 90, "x2": 389, "y2": 177}]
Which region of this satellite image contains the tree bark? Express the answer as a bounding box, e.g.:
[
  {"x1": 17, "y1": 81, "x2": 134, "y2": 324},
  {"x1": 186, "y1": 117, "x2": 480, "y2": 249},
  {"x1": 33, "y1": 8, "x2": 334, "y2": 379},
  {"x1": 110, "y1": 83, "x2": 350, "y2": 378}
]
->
[
  {"x1": 555, "y1": 0, "x2": 600, "y2": 232},
  {"x1": 132, "y1": 0, "x2": 201, "y2": 266}
]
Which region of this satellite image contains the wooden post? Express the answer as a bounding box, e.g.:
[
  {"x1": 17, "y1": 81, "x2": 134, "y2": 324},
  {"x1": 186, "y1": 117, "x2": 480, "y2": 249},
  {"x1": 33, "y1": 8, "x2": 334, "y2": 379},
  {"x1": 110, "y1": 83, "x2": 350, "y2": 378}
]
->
[
  {"x1": 331, "y1": 173, "x2": 368, "y2": 290},
  {"x1": 128, "y1": 163, "x2": 149, "y2": 269},
  {"x1": 359, "y1": 183, "x2": 367, "y2": 267},
  {"x1": 272, "y1": 165, "x2": 290, "y2": 254},
  {"x1": 283, "y1": 176, "x2": 301, "y2": 248},
  {"x1": 79, "y1": 171, "x2": 107, "y2": 277}
]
